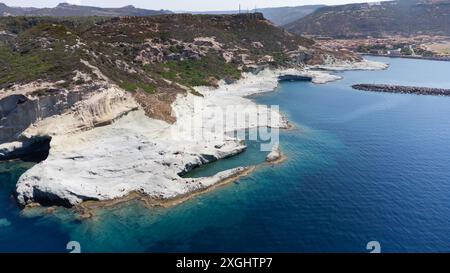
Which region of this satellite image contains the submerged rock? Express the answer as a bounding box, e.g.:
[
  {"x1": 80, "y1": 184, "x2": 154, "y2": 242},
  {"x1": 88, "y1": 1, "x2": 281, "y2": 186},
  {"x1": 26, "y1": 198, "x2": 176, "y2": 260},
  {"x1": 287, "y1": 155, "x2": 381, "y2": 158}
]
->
[
  {"x1": 0, "y1": 218, "x2": 11, "y2": 228},
  {"x1": 278, "y1": 75, "x2": 312, "y2": 82}
]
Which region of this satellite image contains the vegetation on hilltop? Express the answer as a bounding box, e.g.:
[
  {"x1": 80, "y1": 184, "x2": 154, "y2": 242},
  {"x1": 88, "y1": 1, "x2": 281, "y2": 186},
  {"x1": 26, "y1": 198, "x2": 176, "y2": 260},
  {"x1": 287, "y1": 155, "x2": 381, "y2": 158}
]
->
[
  {"x1": 285, "y1": 0, "x2": 450, "y2": 38},
  {"x1": 0, "y1": 13, "x2": 349, "y2": 122},
  {"x1": 0, "y1": 2, "x2": 171, "y2": 17},
  {"x1": 0, "y1": 14, "x2": 315, "y2": 89}
]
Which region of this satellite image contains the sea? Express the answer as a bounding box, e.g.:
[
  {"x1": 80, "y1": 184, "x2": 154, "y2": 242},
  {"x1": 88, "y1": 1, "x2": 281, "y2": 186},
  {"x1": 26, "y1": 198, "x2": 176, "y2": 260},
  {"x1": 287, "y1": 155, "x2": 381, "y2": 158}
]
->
[{"x1": 1, "y1": 56, "x2": 450, "y2": 253}]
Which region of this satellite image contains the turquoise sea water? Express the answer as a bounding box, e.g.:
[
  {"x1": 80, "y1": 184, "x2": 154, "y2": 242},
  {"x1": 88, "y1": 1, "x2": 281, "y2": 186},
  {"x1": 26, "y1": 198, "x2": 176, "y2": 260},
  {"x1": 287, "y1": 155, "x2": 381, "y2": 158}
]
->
[{"x1": 2, "y1": 56, "x2": 450, "y2": 252}]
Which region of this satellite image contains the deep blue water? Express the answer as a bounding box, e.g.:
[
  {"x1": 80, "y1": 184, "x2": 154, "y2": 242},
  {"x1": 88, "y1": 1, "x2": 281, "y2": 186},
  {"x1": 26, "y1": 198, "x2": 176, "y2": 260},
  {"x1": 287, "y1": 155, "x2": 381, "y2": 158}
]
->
[{"x1": 2, "y1": 56, "x2": 450, "y2": 252}]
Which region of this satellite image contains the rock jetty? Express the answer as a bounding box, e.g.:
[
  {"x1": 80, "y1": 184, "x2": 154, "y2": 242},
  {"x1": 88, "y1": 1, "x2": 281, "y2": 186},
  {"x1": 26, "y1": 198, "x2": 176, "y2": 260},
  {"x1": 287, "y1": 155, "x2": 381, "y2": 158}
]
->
[{"x1": 352, "y1": 84, "x2": 450, "y2": 96}]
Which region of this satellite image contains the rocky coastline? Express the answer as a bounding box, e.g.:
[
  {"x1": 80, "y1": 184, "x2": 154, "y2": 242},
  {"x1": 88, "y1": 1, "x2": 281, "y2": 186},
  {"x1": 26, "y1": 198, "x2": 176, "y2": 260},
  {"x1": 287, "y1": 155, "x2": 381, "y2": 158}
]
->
[
  {"x1": 352, "y1": 84, "x2": 450, "y2": 96},
  {"x1": 0, "y1": 54, "x2": 388, "y2": 210}
]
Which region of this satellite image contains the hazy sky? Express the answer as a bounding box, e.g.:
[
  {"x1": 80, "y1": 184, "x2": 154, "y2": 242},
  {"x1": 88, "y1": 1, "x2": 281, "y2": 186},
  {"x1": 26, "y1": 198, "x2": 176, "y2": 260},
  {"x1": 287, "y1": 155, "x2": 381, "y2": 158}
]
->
[{"x1": 5, "y1": 1, "x2": 388, "y2": 11}]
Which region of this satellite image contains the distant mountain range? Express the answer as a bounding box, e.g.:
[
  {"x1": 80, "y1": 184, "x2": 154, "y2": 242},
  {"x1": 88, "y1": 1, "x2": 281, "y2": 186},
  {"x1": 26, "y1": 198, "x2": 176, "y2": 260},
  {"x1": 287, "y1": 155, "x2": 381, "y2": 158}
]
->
[
  {"x1": 6, "y1": 1, "x2": 450, "y2": 39},
  {"x1": 0, "y1": 3, "x2": 321, "y2": 26},
  {"x1": 285, "y1": 0, "x2": 450, "y2": 38},
  {"x1": 0, "y1": 2, "x2": 171, "y2": 17},
  {"x1": 189, "y1": 5, "x2": 325, "y2": 26}
]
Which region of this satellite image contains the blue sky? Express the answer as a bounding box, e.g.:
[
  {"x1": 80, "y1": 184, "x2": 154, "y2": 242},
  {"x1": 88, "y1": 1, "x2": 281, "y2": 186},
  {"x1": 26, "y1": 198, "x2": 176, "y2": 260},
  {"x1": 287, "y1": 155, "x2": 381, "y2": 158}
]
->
[{"x1": 5, "y1": 1, "x2": 389, "y2": 11}]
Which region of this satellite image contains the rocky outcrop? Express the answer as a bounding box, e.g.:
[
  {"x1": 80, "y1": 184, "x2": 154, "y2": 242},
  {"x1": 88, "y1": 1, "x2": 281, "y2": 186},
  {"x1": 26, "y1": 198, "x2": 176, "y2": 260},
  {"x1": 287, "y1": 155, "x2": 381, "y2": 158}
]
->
[
  {"x1": 21, "y1": 86, "x2": 139, "y2": 137},
  {"x1": 0, "y1": 89, "x2": 87, "y2": 143},
  {"x1": 133, "y1": 88, "x2": 178, "y2": 124},
  {"x1": 0, "y1": 13, "x2": 390, "y2": 208},
  {"x1": 0, "y1": 136, "x2": 51, "y2": 162},
  {"x1": 15, "y1": 110, "x2": 247, "y2": 207},
  {"x1": 13, "y1": 58, "x2": 389, "y2": 208},
  {"x1": 135, "y1": 37, "x2": 216, "y2": 65},
  {"x1": 0, "y1": 82, "x2": 139, "y2": 161},
  {"x1": 266, "y1": 144, "x2": 282, "y2": 162},
  {"x1": 14, "y1": 67, "x2": 293, "y2": 208}
]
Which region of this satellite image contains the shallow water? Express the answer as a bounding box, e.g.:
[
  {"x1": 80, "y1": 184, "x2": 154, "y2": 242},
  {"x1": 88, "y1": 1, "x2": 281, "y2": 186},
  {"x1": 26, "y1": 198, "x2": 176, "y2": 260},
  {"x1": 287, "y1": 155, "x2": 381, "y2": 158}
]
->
[{"x1": 2, "y1": 56, "x2": 450, "y2": 252}]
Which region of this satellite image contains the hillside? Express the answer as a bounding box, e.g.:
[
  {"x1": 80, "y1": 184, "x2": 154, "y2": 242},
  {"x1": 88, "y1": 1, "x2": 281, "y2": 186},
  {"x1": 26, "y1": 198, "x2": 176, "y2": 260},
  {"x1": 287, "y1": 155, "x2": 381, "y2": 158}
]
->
[
  {"x1": 0, "y1": 2, "x2": 171, "y2": 17},
  {"x1": 190, "y1": 5, "x2": 325, "y2": 26},
  {"x1": 285, "y1": 0, "x2": 450, "y2": 38},
  {"x1": 258, "y1": 5, "x2": 326, "y2": 26},
  {"x1": 0, "y1": 13, "x2": 369, "y2": 208},
  {"x1": 0, "y1": 13, "x2": 352, "y2": 129}
]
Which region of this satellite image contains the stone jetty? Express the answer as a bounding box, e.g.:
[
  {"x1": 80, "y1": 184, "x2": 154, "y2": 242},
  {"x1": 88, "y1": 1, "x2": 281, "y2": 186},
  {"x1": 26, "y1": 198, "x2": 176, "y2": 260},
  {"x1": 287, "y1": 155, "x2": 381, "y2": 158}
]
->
[{"x1": 352, "y1": 84, "x2": 450, "y2": 96}]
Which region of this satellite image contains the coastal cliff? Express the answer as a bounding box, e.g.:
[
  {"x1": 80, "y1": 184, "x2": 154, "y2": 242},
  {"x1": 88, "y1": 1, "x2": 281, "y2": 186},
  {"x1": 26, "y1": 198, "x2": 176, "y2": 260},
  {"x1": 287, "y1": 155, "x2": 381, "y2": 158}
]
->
[{"x1": 0, "y1": 14, "x2": 385, "y2": 208}]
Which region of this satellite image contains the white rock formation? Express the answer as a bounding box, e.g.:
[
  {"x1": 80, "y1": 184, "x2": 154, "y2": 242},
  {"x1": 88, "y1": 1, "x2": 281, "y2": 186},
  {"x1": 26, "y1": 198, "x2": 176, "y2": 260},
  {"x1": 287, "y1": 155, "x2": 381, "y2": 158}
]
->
[
  {"x1": 15, "y1": 70, "x2": 288, "y2": 206},
  {"x1": 0, "y1": 82, "x2": 138, "y2": 160},
  {"x1": 14, "y1": 58, "x2": 388, "y2": 207},
  {"x1": 266, "y1": 143, "x2": 281, "y2": 162},
  {"x1": 22, "y1": 86, "x2": 138, "y2": 139},
  {"x1": 16, "y1": 110, "x2": 247, "y2": 206}
]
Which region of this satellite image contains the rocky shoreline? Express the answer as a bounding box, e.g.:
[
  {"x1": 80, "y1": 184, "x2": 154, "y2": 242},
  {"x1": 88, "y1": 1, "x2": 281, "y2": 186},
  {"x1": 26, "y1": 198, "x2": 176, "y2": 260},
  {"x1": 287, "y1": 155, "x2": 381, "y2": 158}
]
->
[
  {"x1": 352, "y1": 84, "x2": 450, "y2": 96},
  {"x1": 0, "y1": 58, "x2": 388, "y2": 210},
  {"x1": 74, "y1": 166, "x2": 256, "y2": 218}
]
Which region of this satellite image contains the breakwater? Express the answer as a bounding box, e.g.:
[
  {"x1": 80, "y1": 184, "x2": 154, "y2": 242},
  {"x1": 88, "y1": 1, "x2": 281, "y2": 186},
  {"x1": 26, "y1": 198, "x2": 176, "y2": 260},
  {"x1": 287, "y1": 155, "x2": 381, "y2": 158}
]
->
[
  {"x1": 352, "y1": 84, "x2": 450, "y2": 96},
  {"x1": 278, "y1": 75, "x2": 312, "y2": 82}
]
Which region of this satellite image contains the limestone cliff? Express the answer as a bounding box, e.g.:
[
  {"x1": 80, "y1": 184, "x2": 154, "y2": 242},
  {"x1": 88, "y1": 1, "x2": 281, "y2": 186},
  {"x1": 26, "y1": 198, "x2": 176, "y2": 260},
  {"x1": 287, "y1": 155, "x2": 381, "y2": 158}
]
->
[{"x1": 0, "y1": 14, "x2": 371, "y2": 208}]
